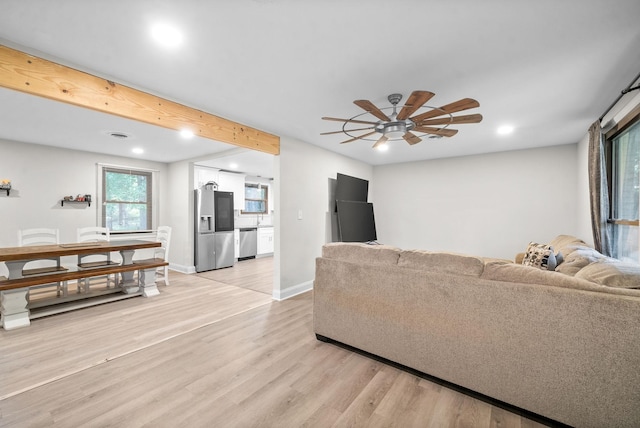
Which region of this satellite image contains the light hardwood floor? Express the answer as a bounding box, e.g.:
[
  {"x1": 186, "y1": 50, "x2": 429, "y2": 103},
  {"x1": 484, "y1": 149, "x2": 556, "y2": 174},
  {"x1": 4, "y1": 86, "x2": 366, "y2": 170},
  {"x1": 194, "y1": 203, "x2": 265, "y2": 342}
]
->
[
  {"x1": 0, "y1": 263, "x2": 551, "y2": 427},
  {"x1": 196, "y1": 256, "x2": 274, "y2": 295}
]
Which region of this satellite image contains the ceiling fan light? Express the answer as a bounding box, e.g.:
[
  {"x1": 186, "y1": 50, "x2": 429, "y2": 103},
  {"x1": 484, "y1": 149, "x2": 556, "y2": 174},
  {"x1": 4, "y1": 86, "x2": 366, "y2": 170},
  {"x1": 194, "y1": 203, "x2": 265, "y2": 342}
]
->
[{"x1": 384, "y1": 123, "x2": 406, "y2": 139}]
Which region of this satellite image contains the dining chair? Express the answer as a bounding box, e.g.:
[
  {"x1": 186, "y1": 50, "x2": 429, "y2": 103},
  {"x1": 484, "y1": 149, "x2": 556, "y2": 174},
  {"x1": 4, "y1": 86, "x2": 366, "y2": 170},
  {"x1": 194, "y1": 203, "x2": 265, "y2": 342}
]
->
[
  {"x1": 76, "y1": 226, "x2": 118, "y2": 293},
  {"x1": 17, "y1": 228, "x2": 68, "y2": 297},
  {"x1": 152, "y1": 226, "x2": 171, "y2": 285}
]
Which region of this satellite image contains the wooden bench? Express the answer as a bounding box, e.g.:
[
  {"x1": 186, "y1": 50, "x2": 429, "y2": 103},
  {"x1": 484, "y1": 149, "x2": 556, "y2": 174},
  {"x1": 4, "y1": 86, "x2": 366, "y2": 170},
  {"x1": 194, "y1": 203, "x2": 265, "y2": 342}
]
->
[
  {"x1": 0, "y1": 258, "x2": 168, "y2": 330},
  {"x1": 23, "y1": 266, "x2": 69, "y2": 276},
  {"x1": 22, "y1": 265, "x2": 70, "y2": 296},
  {"x1": 0, "y1": 258, "x2": 167, "y2": 292},
  {"x1": 76, "y1": 260, "x2": 120, "y2": 269}
]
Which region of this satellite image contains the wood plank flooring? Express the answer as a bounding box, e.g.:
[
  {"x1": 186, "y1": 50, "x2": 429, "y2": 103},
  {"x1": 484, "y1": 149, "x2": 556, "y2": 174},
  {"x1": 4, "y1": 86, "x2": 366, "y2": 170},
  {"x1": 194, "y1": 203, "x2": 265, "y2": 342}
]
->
[
  {"x1": 0, "y1": 262, "x2": 551, "y2": 427},
  {"x1": 196, "y1": 256, "x2": 274, "y2": 295}
]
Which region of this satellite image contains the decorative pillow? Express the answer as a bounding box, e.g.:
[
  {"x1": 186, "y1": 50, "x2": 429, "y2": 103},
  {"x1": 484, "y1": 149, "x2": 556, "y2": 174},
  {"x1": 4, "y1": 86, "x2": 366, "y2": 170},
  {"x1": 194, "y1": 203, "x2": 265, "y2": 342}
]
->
[{"x1": 522, "y1": 242, "x2": 557, "y2": 271}]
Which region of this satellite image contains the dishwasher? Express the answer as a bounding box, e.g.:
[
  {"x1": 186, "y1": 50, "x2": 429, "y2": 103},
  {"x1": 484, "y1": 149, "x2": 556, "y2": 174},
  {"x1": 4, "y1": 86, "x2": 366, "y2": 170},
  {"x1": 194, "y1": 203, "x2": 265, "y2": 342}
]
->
[{"x1": 239, "y1": 228, "x2": 257, "y2": 260}]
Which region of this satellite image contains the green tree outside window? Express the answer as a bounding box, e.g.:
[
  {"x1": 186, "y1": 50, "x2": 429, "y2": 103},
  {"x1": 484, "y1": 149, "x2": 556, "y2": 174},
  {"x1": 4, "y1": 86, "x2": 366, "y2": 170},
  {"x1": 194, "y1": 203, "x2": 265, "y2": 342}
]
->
[{"x1": 102, "y1": 168, "x2": 152, "y2": 231}]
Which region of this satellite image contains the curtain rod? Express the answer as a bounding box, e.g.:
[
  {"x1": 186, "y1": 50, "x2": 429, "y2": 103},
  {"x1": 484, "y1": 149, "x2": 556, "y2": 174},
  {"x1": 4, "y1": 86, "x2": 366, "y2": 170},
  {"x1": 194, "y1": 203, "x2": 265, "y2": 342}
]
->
[{"x1": 599, "y1": 70, "x2": 640, "y2": 121}]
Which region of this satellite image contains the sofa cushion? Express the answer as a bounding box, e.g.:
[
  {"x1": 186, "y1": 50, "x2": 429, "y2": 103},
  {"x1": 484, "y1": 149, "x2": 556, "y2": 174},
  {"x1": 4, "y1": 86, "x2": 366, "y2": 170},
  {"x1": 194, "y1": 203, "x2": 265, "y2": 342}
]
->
[
  {"x1": 575, "y1": 259, "x2": 640, "y2": 289},
  {"x1": 480, "y1": 257, "x2": 513, "y2": 265},
  {"x1": 321, "y1": 243, "x2": 400, "y2": 266},
  {"x1": 482, "y1": 261, "x2": 640, "y2": 297},
  {"x1": 522, "y1": 242, "x2": 557, "y2": 271},
  {"x1": 483, "y1": 261, "x2": 587, "y2": 288},
  {"x1": 555, "y1": 246, "x2": 607, "y2": 276},
  {"x1": 398, "y1": 250, "x2": 485, "y2": 277}
]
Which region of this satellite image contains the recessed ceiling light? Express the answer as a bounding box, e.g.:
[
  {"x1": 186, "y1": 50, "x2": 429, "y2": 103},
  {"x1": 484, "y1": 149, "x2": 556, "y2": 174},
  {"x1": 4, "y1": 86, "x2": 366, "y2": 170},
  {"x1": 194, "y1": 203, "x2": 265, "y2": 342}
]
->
[
  {"x1": 132, "y1": 147, "x2": 144, "y2": 154},
  {"x1": 497, "y1": 125, "x2": 515, "y2": 135},
  {"x1": 150, "y1": 23, "x2": 183, "y2": 48},
  {"x1": 229, "y1": 163, "x2": 239, "y2": 169},
  {"x1": 180, "y1": 129, "x2": 194, "y2": 139},
  {"x1": 375, "y1": 144, "x2": 389, "y2": 152}
]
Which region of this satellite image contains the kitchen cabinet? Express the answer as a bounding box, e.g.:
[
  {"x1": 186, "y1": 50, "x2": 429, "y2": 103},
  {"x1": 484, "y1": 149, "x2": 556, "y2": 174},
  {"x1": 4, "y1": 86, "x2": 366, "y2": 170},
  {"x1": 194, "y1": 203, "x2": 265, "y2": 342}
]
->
[
  {"x1": 195, "y1": 167, "x2": 219, "y2": 189},
  {"x1": 218, "y1": 172, "x2": 246, "y2": 209},
  {"x1": 257, "y1": 227, "x2": 274, "y2": 255}
]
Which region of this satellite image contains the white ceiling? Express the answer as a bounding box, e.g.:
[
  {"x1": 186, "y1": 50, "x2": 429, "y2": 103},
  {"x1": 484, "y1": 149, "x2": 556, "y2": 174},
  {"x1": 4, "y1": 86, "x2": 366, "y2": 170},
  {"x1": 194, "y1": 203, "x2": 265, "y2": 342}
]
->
[{"x1": 0, "y1": 0, "x2": 639, "y2": 176}]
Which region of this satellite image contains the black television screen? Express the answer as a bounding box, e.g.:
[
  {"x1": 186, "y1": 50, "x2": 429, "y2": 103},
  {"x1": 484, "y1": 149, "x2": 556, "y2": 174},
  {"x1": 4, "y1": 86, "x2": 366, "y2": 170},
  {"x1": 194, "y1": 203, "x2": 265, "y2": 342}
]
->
[
  {"x1": 335, "y1": 173, "x2": 368, "y2": 203},
  {"x1": 336, "y1": 200, "x2": 377, "y2": 242}
]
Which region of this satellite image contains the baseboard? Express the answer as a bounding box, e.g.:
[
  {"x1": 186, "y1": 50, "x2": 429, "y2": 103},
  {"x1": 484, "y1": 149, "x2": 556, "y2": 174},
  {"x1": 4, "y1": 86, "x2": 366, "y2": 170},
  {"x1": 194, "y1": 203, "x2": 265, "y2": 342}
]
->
[
  {"x1": 272, "y1": 280, "x2": 312, "y2": 301},
  {"x1": 256, "y1": 253, "x2": 273, "y2": 259},
  {"x1": 169, "y1": 263, "x2": 195, "y2": 274}
]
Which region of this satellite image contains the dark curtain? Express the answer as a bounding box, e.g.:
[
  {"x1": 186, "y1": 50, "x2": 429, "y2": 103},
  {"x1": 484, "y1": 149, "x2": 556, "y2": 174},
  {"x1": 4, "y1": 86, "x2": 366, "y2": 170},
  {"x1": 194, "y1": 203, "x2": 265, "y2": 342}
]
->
[{"x1": 588, "y1": 121, "x2": 612, "y2": 255}]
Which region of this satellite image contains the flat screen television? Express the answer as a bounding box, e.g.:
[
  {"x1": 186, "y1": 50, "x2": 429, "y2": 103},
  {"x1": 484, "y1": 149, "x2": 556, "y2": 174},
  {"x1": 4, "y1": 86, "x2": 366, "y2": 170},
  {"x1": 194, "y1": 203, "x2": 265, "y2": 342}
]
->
[
  {"x1": 336, "y1": 200, "x2": 377, "y2": 242},
  {"x1": 335, "y1": 173, "x2": 368, "y2": 203}
]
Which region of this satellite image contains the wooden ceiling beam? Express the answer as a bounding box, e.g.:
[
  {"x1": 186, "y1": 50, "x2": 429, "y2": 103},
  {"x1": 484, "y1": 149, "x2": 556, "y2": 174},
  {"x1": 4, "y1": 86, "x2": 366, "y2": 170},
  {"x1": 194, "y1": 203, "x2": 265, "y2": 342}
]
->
[{"x1": 0, "y1": 45, "x2": 279, "y2": 155}]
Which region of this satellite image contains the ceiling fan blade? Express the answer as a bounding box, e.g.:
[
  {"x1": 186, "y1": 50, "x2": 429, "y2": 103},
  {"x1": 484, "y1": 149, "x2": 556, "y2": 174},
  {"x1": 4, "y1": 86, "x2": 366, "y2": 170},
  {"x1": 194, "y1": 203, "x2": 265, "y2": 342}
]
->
[
  {"x1": 396, "y1": 91, "x2": 435, "y2": 120},
  {"x1": 403, "y1": 132, "x2": 422, "y2": 145},
  {"x1": 410, "y1": 98, "x2": 480, "y2": 122},
  {"x1": 320, "y1": 126, "x2": 374, "y2": 136},
  {"x1": 419, "y1": 113, "x2": 483, "y2": 126},
  {"x1": 413, "y1": 126, "x2": 459, "y2": 137},
  {"x1": 372, "y1": 135, "x2": 388, "y2": 149},
  {"x1": 322, "y1": 116, "x2": 378, "y2": 125},
  {"x1": 353, "y1": 100, "x2": 391, "y2": 121},
  {"x1": 340, "y1": 131, "x2": 378, "y2": 144}
]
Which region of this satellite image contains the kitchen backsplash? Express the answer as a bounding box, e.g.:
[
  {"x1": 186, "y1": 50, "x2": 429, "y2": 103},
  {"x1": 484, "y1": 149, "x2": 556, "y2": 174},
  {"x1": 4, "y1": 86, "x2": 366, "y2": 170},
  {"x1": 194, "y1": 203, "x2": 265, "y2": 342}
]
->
[{"x1": 234, "y1": 211, "x2": 273, "y2": 228}]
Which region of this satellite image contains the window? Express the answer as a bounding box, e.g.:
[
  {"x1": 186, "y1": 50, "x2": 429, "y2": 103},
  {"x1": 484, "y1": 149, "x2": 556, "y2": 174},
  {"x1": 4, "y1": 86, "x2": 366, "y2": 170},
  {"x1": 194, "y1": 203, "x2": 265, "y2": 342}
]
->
[
  {"x1": 101, "y1": 167, "x2": 153, "y2": 232},
  {"x1": 607, "y1": 112, "x2": 640, "y2": 262},
  {"x1": 243, "y1": 183, "x2": 268, "y2": 214}
]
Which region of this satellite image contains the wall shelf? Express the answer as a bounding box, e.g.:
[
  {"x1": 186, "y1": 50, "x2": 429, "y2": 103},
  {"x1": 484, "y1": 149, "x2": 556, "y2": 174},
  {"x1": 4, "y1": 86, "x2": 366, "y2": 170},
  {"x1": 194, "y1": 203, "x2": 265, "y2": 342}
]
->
[
  {"x1": 61, "y1": 200, "x2": 91, "y2": 207},
  {"x1": 61, "y1": 194, "x2": 91, "y2": 207}
]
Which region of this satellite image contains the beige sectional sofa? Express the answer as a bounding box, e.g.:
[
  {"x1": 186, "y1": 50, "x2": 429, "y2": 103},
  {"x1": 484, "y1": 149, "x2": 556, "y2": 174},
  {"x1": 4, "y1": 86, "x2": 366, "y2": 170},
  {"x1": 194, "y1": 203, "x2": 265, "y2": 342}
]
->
[{"x1": 313, "y1": 235, "x2": 640, "y2": 428}]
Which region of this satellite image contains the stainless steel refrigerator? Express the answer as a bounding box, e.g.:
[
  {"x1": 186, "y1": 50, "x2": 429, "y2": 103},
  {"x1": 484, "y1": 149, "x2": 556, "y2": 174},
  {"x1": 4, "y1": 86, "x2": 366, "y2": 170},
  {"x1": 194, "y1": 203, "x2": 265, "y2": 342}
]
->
[{"x1": 194, "y1": 188, "x2": 235, "y2": 272}]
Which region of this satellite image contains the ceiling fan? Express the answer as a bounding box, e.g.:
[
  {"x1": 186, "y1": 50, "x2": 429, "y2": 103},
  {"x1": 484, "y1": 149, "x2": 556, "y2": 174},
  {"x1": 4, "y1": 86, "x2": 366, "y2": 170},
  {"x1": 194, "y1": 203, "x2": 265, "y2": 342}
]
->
[{"x1": 321, "y1": 90, "x2": 482, "y2": 149}]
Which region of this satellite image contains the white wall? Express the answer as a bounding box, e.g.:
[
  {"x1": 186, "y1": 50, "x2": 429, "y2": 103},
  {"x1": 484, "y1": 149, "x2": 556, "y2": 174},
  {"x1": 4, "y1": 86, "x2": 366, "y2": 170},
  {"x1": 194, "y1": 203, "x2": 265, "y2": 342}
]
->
[
  {"x1": 373, "y1": 144, "x2": 580, "y2": 259},
  {"x1": 275, "y1": 136, "x2": 373, "y2": 299},
  {"x1": 166, "y1": 159, "x2": 193, "y2": 272},
  {"x1": 576, "y1": 134, "x2": 593, "y2": 246}
]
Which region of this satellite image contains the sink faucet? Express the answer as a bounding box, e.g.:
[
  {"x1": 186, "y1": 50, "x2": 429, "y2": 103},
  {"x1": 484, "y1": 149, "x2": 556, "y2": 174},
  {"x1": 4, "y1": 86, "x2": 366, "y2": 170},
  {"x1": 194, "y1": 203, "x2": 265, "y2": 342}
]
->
[{"x1": 256, "y1": 214, "x2": 261, "y2": 226}]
